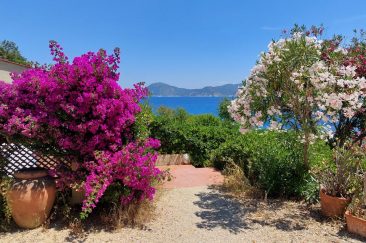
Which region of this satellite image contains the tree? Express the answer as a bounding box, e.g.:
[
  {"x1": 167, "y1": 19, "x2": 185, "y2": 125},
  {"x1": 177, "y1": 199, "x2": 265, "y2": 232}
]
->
[
  {"x1": 0, "y1": 40, "x2": 28, "y2": 65},
  {"x1": 229, "y1": 26, "x2": 366, "y2": 168}
]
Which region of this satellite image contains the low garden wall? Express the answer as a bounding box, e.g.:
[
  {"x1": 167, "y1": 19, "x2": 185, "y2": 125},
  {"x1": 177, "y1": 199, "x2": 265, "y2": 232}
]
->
[{"x1": 155, "y1": 153, "x2": 190, "y2": 166}]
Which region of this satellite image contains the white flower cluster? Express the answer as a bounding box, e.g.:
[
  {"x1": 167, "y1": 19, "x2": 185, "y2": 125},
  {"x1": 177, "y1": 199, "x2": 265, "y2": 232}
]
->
[{"x1": 229, "y1": 32, "x2": 365, "y2": 140}]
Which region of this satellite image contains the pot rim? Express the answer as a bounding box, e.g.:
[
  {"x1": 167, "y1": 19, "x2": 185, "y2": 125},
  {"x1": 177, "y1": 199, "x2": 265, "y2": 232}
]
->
[
  {"x1": 14, "y1": 167, "x2": 49, "y2": 180},
  {"x1": 345, "y1": 210, "x2": 366, "y2": 222},
  {"x1": 320, "y1": 187, "x2": 351, "y2": 201}
]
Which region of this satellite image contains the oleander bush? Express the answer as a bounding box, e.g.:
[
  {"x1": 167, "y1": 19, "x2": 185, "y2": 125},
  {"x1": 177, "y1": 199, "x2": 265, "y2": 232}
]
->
[
  {"x1": 229, "y1": 26, "x2": 366, "y2": 169},
  {"x1": 224, "y1": 25, "x2": 366, "y2": 200}
]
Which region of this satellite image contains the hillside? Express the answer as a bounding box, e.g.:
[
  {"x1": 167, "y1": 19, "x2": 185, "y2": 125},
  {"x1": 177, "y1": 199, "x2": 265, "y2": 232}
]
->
[{"x1": 147, "y1": 82, "x2": 240, "y2": 97}]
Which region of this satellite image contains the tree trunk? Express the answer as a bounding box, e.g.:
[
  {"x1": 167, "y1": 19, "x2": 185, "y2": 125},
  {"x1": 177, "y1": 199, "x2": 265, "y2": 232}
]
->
[{"x1": 303, "y1": 132, "x2": 310, "y2": 170}]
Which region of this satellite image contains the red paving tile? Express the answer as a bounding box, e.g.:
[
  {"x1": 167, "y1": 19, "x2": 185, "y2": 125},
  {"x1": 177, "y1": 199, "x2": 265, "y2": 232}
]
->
[{"x1": 157, "y1": 165, "x2": 224, "y2": 189}]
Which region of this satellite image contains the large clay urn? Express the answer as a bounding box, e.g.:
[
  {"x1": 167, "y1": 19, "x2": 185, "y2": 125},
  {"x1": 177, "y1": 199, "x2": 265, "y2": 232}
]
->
[{"x1": 7, "y1": 168, "x2": 56, "y2": 229}]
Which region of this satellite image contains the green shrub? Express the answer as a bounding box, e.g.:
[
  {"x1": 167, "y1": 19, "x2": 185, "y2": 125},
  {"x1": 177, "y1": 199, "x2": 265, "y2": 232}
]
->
[
  {"x1": 150, "y1": 117, "x2": 188, "y2": 154},
  {"x1": 212, "y1": 131, "x2": 310, "y2": 197},
  {"x1": 308, "y1": 139, "x2": 332, "y2": 168},
  {"x1": 150, "y1": 107, "x2": 238, "y2": 167},
  {"x1": 156, "y1": 106, "x2": 189, "y2": 123},
  {"x1": 184, "y1": 125, "x2": 235, "y2": 167},
  {"x1": 296, "y1": 139, "x2": 332, "y2": 203},
  {"x1": 100, "y1": 181, "x2": 131, "y2": 205},
  {"x1": 151, "y1": 120, "x2": 237, "y2": 167},
  {"x1": 133, "y1": 103, "x2": 154, "y2": 141},
  {"x1": 211, "y1": 136, "x2": 249, "y2": 171},
  {"x1": 299, "y1": 174, "x2": 320, "y2": 204},
  {"x1": 218, "y1": 98, "x2": 233, "y2": 121},
  {"x1": 247, "y1": 131, "x2": 307, "y2": 197},
  {"x1": 188, "y1": 114, "x2": 222, "y2": 127}
]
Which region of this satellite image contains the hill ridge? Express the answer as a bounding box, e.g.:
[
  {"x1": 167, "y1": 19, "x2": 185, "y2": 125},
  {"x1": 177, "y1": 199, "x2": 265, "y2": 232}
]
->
[{"x1": 147, "y1": 82, "x2": 240, "y2": 97}]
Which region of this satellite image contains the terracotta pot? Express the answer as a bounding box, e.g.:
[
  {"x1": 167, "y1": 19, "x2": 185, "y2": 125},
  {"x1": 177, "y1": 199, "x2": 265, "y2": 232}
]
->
[
  {"x1": 345, "y1": 211, "x2": 366, "y2": 238},
  {"x1": 320, "y1": 188, "x2": 351, "y2": 217},
  {"x1": 7, "y1": 168, "x2": 56, "y2": 229}
]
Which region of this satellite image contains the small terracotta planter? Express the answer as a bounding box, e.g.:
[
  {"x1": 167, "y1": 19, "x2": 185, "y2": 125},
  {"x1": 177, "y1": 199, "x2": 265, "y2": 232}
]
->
[
  {"x1": 69, "y1": 161, "x2": 85, "y2": 205},
  {"x1": 7, "y1": 168, "x2": 56, "y2": 229},
  {"x1": 70, "y1": 187, "x2": 85, "y2": 205},
  {"x1": 345, "y1": 211, "x2": 366, "y2": 238},
  {"x1": 320, "y1": 188, "x2": 350, "y2": 217}
]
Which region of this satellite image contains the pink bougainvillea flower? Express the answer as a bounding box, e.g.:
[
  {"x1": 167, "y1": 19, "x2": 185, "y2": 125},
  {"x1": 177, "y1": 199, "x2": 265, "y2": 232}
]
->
[{"x1": 0, "y1": 41, "x2": 161, "y2": 218}]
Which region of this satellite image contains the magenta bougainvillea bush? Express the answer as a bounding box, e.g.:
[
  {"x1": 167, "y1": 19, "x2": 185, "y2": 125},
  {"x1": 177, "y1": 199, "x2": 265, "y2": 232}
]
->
[{"x1": 0, "y1": 41, "x2": 161, "y2": 218}]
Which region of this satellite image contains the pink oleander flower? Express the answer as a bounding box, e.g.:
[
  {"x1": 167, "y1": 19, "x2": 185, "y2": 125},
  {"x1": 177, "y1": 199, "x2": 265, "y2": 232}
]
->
[{"x1": 229, "y1": 30, "x2": 365, "y2": 142}]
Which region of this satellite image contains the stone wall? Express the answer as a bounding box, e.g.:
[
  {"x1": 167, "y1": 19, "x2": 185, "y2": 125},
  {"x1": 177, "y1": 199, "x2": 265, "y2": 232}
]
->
[{"x1": 156, "y1": 153, "x2": 191, "y2": 166}]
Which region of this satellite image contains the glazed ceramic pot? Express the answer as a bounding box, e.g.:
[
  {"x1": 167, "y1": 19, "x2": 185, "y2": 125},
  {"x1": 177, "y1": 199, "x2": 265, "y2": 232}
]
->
[
  {"x1": 320, "y1": 188, "x2": 350, "y2": 217},
  {"x1": 7, "y1": 168, "x2": 56, "y2": 229},
  {"x1": 345, "y1": 211, "x2": 366, "y2": 238}
]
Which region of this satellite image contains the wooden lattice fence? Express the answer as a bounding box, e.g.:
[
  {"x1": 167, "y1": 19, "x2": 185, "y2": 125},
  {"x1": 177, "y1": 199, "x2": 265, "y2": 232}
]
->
[{"x1": 0, "y1": 142, "x2": 72, "y2": 177}]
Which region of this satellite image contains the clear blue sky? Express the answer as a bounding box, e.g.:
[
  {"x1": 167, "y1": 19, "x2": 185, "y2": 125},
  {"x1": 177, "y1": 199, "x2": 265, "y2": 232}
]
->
[{"x1": 2, "y1": 0, "x2": 366, "y2": 88}]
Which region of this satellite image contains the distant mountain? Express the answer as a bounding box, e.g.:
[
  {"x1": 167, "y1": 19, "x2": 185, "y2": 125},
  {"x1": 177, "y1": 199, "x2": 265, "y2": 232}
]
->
[{"x1": 147, "y1": 82, "x2": 241, "y2": 97}]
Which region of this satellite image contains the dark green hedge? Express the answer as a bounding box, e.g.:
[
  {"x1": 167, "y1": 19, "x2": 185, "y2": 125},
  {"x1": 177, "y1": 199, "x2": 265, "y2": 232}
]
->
[
  {"x1": 212, "y1": 131, "x2": 332, "y2": 197},
  {"x1": 150, "y1": 107, "x2": 238, "y2": 167}
]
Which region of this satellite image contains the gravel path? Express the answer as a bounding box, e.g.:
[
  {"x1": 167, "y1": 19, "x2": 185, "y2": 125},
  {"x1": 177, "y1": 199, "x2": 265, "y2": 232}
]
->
[{"x1": 1, "y1": 185, "x2": 365, "y2": 243}]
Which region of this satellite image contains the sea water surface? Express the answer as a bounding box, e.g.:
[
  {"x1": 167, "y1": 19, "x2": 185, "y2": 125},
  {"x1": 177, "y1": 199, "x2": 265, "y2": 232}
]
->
[{"x1": 146, "y1": 97, "x2": 231, "y2": 116}]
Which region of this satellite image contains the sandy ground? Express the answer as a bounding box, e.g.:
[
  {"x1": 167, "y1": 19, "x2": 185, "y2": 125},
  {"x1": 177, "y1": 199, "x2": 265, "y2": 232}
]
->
[
  {"x1": 1, "y1": 165, "x2": 365, "y2": 242},
  {"x1": 1, "y1": 185, "x2": 365, "y2": 243}
]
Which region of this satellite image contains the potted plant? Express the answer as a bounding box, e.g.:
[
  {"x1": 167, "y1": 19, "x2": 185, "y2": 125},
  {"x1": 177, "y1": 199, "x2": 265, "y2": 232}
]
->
[
  {"x1": 313, "y1": 143, "x2": 364, "y2": 218},
  {"x1": 345, "y1": 172, "x2": 366, "y2": 238}
]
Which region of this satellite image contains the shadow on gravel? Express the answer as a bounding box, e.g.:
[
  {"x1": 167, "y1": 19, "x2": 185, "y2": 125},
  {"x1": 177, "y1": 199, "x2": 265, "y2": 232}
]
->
[
  {"x1": 193, "y1": 185, "x2": 256, "y2": 233},
  {"x1": 193, "y1": 185, "x2": 366, "y2": 242},
  {"x1": 336, "y1": 226, "x2": 366, "y2": 242}
]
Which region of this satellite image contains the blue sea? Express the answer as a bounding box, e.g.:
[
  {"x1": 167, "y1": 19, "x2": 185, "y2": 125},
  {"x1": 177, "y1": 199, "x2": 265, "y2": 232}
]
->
[{"x1": 145, "y1": 97, "x2": 231, "y2": 116}]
